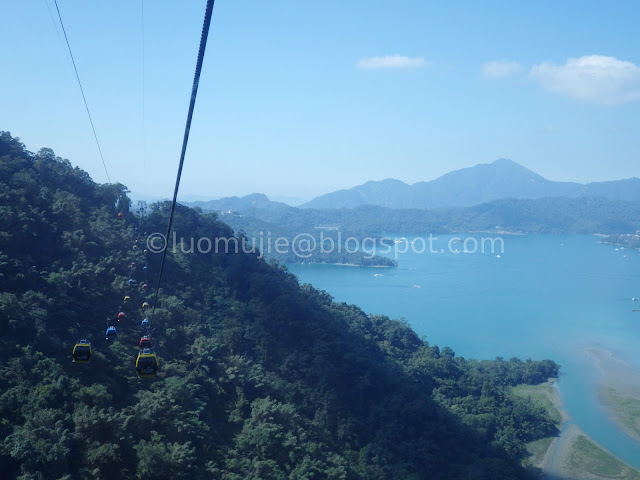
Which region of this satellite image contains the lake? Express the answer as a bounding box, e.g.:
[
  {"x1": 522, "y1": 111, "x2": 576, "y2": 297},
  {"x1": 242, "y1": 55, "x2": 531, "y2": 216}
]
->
[{"x1": 288, "y1": 233, "x2": 640, "y2": 468}]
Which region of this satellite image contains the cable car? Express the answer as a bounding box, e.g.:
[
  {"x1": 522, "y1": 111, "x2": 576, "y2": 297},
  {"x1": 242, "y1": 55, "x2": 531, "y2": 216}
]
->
[
  {"x1": 143, "y1": 266, "x2": 148, "y2": 273},
  {"x1": 142, "y1": 302, "x2": 149, "y2": 310},
  {"x1": 139, "y1": 336, "x2": 152, "y2": 349},
  {"x1": 136, "y1": 348, "x2": 159, "y2": 378},
  {"x1": 124, "y1": 296, "x2": 131, "y2": 303},
  {"x1": 117, "y1": 312, "x2": 126, "y2": 321},
  {"x1": 72, "y1": 340, "x2": 92, "y2": 363},
  {"x1": 106, "y1": 326, "x2": 117, "y2": 340},
  {"x1": 141, "y1": 283, "x2": 148, "y2": 291},
  {"x1": 141, "y1": 318, "x2": 150, "y2": 328},
  {"x1": 128, "y1": 278, "x2": 135, "y2": 285}
]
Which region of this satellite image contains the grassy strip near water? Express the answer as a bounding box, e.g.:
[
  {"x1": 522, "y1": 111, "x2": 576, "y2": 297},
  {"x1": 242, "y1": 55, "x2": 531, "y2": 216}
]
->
[
  {"x1": 512, "y1": 382, "x2": 563, "y2": 426},
  {"x1": 600, "y1": 387, "x2": 640, "y2": 442},
  {"x1": 568, "y1": 435, "x2": 640, "y2": 480},
  {"x1": 512, "y1": 382, "x2": 562, "y2": 468},
  {"x1": 512, "y1": 382, "x2": 640, "y2": 479},
  {"x1": 524, "y1": 436, "x2": 554, "y2": 467}
]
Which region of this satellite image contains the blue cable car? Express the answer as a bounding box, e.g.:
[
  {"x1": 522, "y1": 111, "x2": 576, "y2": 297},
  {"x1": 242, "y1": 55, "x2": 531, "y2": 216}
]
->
[{"x1": 105, "y1": 326, "x2": 117, "y2": 340}]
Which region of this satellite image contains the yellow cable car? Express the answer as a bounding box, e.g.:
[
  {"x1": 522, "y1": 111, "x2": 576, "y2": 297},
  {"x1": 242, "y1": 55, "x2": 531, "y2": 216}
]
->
[
  {"x1": 136, "y1": 348, "x2": 159, "y2": 378},
  {"x1": 72, "y1": 340, "x2": 92, "y2": 363}
]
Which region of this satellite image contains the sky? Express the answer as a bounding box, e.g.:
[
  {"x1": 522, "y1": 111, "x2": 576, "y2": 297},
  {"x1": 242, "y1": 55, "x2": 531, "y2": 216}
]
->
[{"x1": 1, "y1": 0, "x2": 639, "y2": 204}]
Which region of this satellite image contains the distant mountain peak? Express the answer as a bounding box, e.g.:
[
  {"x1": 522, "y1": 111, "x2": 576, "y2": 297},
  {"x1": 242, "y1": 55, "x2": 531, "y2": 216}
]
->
[
  {"x1": 243, "y1": 193, "x2": 271, "y2": 204},
  {"x1": 183, "y1": 192, "x2": 293, "y2": 213},
  {"x1": 370, "y1": 178, "x2": 409, "y2": 185},
  {"x1": 488, "y1": 158, "x2": 539, "y2": 174},
  {"x1": 301, "y1": 159, "x2": 640, "y2": 209},
  {"x1": 491, "y1": 158, "x2": 518, "y2": 165}
]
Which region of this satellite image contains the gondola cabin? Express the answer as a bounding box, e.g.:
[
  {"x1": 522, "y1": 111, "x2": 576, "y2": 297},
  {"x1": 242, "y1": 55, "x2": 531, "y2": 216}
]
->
[
  {"x1": 72, "y1": 340, "x2": 92, "y2": 363},
  {"x1": 141, "y1": 318, "x2": 150, "y2": 328},
  {"x1": 106, "y1": 326, "x2": 117, "y2": 340},
  {"x1": 136, "y1": 348, "x2": 159, "y2": 378},
  {"x1": 139, "y1": 336, "x2": 152, "y2": 349}
]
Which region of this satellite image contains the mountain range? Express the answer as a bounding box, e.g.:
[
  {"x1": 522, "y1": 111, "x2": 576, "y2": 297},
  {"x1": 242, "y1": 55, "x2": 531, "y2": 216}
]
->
[
  {"x1": 300, "y1": 159, "x2": 640, "y2": 209},
  {"x1": 181, "y1": 159, "x2": 640, "y2": 242}
]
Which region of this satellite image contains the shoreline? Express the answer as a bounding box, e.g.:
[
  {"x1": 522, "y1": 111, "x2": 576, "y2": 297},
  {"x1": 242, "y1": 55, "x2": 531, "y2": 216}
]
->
[
  {"x1": 468, "y1": 229, "x2": 526, "y2": 235},
  {"x1": 302, "y1": 262, "x2": 395, "y2": 268},
  {"x1": 523, "y1": 380, "x2": 640, "y2": 480},
  {"x1": 599, "y1": 387, "x2": 640, "y2": 444},
  {"x1": 586, "y1": 346, "x2": 640, "y2": 445}
]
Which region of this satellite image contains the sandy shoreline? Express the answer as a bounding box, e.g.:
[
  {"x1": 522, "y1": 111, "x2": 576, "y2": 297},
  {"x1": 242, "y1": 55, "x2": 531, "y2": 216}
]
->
[
  {"x1": 530, "y1": 356, "x2": 640, "y2": 480},
  {"x1": 586, "y1": 346, "x2": 640, "y2": 444},
  {"x1": 585, "y1": 346, "x2": 640, "y2": 397},
  {"x1": 305, "y1": 262, "x2": 395, "y2": 267},
  {"x1": 538, "y1": 421, "x2": 638, "y2": 480}
]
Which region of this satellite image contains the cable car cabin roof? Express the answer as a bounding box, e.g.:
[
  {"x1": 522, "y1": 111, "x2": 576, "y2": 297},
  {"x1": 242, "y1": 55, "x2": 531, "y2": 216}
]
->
[
  {"x1": 136, "y1": 351, "x2": 159, "y2": 378},
  {"x1": 72, "y1": 342, "x2": 92, "y2": 363}
]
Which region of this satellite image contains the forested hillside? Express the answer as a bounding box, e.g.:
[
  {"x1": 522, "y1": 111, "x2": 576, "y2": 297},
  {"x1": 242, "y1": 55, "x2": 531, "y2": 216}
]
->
[
  {"x1": 190, "y1": 194, "x2": 640, "y2": 252},
  {"x1": 1, "y1": 132, "x2": 559, "y2": 479}
]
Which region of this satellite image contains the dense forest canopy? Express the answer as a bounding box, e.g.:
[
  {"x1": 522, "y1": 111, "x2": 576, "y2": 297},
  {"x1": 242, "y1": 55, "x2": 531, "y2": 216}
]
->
[{"x1": 1, "y1": 131, "x2": 559, "y2": 479}]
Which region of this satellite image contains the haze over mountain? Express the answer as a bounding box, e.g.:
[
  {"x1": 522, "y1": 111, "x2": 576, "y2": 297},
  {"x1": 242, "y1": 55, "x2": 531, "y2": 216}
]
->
[{"x1": 301, "y1": 159, "x2": 640, "y2": 209}]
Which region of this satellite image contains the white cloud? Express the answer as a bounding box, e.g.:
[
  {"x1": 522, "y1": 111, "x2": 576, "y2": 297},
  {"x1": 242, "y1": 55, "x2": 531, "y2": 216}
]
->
[
  {"x1": 356, "y1": 55, "x2": 430, "y2": 70},
  {"x1": 530, "y1": 55, "x2": 640, "y2": 105},
  {"x1": 482, "y1": 60, "x2": 523, "y2": 78}
]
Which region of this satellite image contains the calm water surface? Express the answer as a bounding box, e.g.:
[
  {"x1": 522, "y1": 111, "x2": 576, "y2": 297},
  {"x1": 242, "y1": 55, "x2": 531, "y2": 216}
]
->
[{"x1": 288, "y1": 234, "x2": 640, "y2": 468}]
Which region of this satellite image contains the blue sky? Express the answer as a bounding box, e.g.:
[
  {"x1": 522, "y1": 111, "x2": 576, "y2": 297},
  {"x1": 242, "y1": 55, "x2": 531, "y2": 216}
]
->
[{"x1": 1, "y1": 1, "x2": 639, "y2": 203}]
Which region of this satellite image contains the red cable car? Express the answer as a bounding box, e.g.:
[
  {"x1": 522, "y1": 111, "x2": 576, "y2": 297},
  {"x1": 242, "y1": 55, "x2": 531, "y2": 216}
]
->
[{"x1": 139, "y1": 336, "x2": 152, "y2": 349}]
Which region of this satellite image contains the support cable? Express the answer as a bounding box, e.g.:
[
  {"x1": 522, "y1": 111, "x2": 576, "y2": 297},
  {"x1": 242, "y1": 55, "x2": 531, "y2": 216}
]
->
[
  {"x1": 53, "y1": 0, "x2": 111, "y2": 183},
  {"x1": 150, "y1": 0, "x2": 215, "y2": 320}
]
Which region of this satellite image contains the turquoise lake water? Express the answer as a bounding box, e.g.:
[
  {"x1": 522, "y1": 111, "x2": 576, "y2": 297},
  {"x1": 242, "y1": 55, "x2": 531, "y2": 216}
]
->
[{"x1": 288, "y1": 234, "x2": 640, "y2": 468}]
